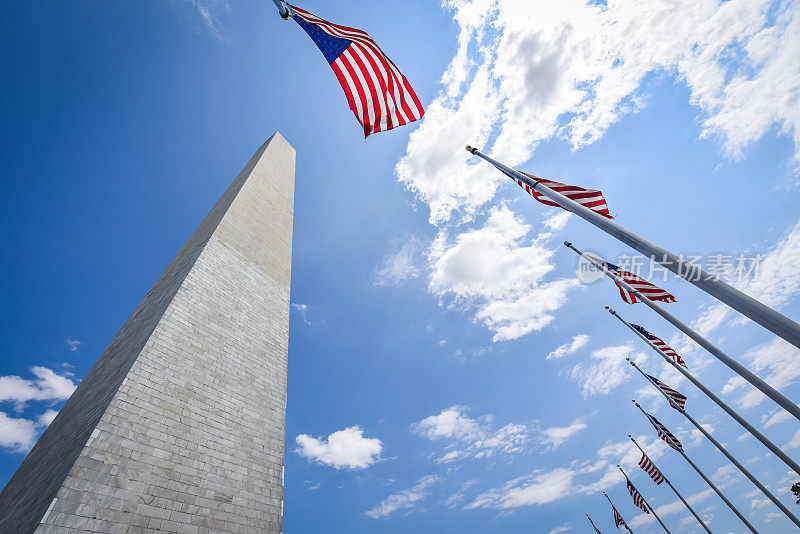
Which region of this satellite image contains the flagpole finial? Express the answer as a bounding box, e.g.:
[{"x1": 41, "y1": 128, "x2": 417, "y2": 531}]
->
[
  {"x1": 465, "y1": 145, "x2": 478, "y2": 155},
  {"x1": 271, "y1": 0, "x2": 291, "y2": 19},
  {"x1": 564, "y1": 241, "x2": 572, "y2": 247},
  {"x1": 605, "y1": 305, "x2": 610, "y2": 309}
]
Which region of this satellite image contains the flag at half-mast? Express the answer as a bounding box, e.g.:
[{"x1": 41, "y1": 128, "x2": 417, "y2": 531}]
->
[
  {"x1": 611, "y1": 504, "x2": 632, "y2": 532},
  {"x1": 602, "y1": 261, "x2": 677, "y2": 304},
  {"x1": 288, "y1": 3, "x2": 424, "y2": 137},
  {"x1": 626, "y1": 477, "x2": 650, "y2": 514},
  {"x1": 645, "y1": 412, "x2": 683, "y2": 452},
  {"x1": 638, "y1": 453, "x2": 665, "y2": 485},
  {"x1": 631, "y1": 323, "x2": 687, "y2": 368},
  {"x1": 646, "y1": 373, "x2": 687, "y2": 411},
  {"x1": 517, "y1": 172, "x2": 613, "y2": 219}
]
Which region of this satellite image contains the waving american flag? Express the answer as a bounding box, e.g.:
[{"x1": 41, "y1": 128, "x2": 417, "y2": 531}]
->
[
  {"x1": 517, "y1": 173, "x2": 613, "y2": 219},
  {"x1": 645, "y1": 412, "x2": 683, "y2": 452},
  {"x1": 612, "y1": 506, "x2": 632, "y2": 532},
  {"x1": 289, "y1": 4, "x2": 424, "y2": 137},
  {"x1": 626, "y1": 477, "x2": 650, "y2": 514},
  {"x1": 638, "y1": 453, "x2": 665, "y2": 485},
  {"x1": 646, "y1": 373, "x2": 687, "y2": 411},
  {"x1": 602, "y1": 262, "x2": 677, "y2": 304},
  {"x1": 630, "y1": 323, "x2": 687, "y2": 368}
]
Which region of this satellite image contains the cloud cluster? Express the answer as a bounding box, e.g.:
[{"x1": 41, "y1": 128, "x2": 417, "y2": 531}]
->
[
  {"x1": 0, "y1": 366, "x2": 77, "y2": 405},
  {"x1": 547, "y1": 334, "x2": 590, "y2": 360},
  {"x1": 365, "y1": 475, "x2": 439, "y2": 518},
  {"x1": 429, "y1": 207, "x2": 578, "y2": 341},
  {"x1": 373, "y1": 236, "x2": 424, "y2": 287},
  {"x1": 569, "y1": 344, "x2": 648, "y2": 397},
  {"x1": 295, "y1": 426, "x2": 382, "y2": 470}
]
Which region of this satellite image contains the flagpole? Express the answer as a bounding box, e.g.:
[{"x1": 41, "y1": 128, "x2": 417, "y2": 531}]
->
[
  {"x1": 586, "y1": 514, "x2": 602, "y2": 533},
  {"x1": 627, "y1": 435, "x2": 712, "y2": 534},
  {"x1": 631, "y1": 361, "x2": 800, "y2": 529},
  {"x1": 633, "y1": 401, "x2": 759, "y2": 534},
  {"x1": 617, "y1": 465, "x2": 671, "y2": 533},
  {"x1": 271, "y1": 0, "x2": 291, "y2": 19},
  {"x1": 608, "y1": 306, "x2": 800, "y2": 476},
  {"x1": 603, "y1": 492, "x2": 632, "y2": 534},
  {"x1": 464, "y1": 145, "x2": 800, "y2": 350},
  {"x1": 564, "y1": 242, "x2": 800, "y2": 422}
]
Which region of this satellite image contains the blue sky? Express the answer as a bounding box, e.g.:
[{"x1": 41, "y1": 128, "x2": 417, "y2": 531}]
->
[{"x1": 2, "y1": 0, "x2": 800, "y2": 532}]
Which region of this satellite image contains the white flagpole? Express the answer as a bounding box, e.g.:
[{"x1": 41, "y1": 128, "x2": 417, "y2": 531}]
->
[
  {"x1": 608, "y1": 305, "x2": 800, "y2": 476},
  {"x1": 627, "y1": 435, "x2": 712, "y2": 534},
  {"x1": 565, "y1": 242, "x2": 800, "y2": 422},
  {"x1": 464, "y1": 145, "x2": 800, "y2": 351},
  {"x1": 271, "y1": 0, "x2": 291, "y2": 19},
  {"x1": 630, "y1": 361, "x2": 800, "y2": 529},
  {"x1": 632, "y1": 401, "x2": 760, "y2": 534},
  {"x1": 586, "y1": 514, "x2": 602, "y2": 533},
  {"x1": 616, "y1": 465, "x2": 671, "y2": 533}
]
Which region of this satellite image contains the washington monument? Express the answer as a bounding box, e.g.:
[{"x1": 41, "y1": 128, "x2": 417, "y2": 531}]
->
[{"x1": 0, "y1": 133, "x2": 295, "y2": 533}]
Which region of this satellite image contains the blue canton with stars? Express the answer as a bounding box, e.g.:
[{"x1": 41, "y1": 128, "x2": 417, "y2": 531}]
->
[{"x1": 294, "y1": 16, "x2": 352, "y2": 64}]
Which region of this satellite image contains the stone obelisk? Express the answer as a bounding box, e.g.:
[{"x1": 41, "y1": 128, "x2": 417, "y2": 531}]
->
[{"x1": 0, "y1": 133, "x2": 295, "y2": 533}]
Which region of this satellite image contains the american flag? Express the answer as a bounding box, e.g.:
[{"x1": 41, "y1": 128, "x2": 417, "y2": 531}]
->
[
  {"x1": 638, "y1": 453, "x2": 665, "y2": 485},
  {"x1": 626, "y1": 477, "x2": 650, "y2": 514},
  {"x1": 612, "y1": 505, "x2": 632, "y2": 532},
  {"x1": 517, "y1": 173, "x2": 613, "y2": 219},
  {"x1": 289, "y1": 4, "x2": 424, "y2": 137},
  {"x1": 602, "y1": 262, "x2": 677, "y2": 304},
  {"x1": 646, "y1": 373, "x2": 687, "y2": 411},
  {"x1": 645, "y1": 412, "x2": 683, "y2": 452},
  {"x1": 630, "y1": 323, "x2": 687, "y2": 368}
]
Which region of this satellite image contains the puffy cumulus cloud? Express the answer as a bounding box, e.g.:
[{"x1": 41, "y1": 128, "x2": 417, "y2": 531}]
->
[
  {"x1": 373, "y1": 236, "x2": 424, "y2": 287},
  {"x1": 695, "y1": 217, "x2": 800, "y2": 336},
  {"x1": 399, "y1": 0, "x2": 800, "y2": 225},
  {"x1": 295, "y1": 426, "x2": 382, "y2": 470},
  {"x1": 0, "y1": 412, "x2": 38, "y2": 453},
  {"x1": 721, "y1": 337, "x2": 800, "y2": 408},
  {"x1": 540, "y1": 418, "x2": 588, "y2": 449},
  {"x1": 569, "y1": 344, "x2": 648, "y2": 397},
  {"x1": 429, "y1": 206, "x2": 579, "y2": 341},
  {"x1": 37, "y1": 409, "x2": 59, "y2": 427},
  {"x1": 365, "y1": 475, "x2": 439, "y2": 518},
  {"x1": 547, "y1": 334, "x2": 590, "y2": 360},
  {"x1": 412, "y1": 405, "x2": 529, "y2": 461},
  {"x1": 0, "y1": 366, "x2": 77, "y2": 406}
]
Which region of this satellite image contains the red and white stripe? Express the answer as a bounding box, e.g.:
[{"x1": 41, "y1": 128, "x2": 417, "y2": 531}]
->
[
  {"x1": 517, "y1": 173, "x2": 613, "y2": 219},
  {"x1": 646, "y1": 413, "x2": 683, "y2": 452},
  {"x1": 647, "y1": 374, "x2": 687, "y2": 411},
  {"x1": 626, "y1": 478, "x2": 650, "y2": 513},
  {"x1": 605, "y1": 263, "x2": 677, "y2": 304},
  {"x1": 613, "y1": 508, "x2": 631, "y2": 532},
  {"x1": 631, "y1": 324, "x2": 687, "y2": 368},
  {"x1": 638, "y1": 453, "x2": 665, "y2": 485},
  {"x1": 290, "y1": 4, "x2": 424, "y2": 137}
]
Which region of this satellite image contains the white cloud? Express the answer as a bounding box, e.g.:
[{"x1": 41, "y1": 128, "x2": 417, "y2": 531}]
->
[
  {"x1": 295, "y1": 426, "x2": 382, "y2": 469},
  {"x1": 291, "y1": 303, "x2": 311, "y2": 325},
  {"x1": 569, "y1": 344, "x2": 648, "y2": 397},
  {"x1": 541, "y1": 418, "x2": 588, "y2": 449},
  {"x1": 373, "y1": 237, "x2": 423, "y2": 287},
  {"x1": 412, "y1": 405, "x2": 528, "y2": 460},
  {"x1": 695, "y1": 217, "x2": 800, "y2": 336},
  {"x1": 37, "y1": 409, "x2": 58, "y2": 427},
  {"x1": 0, "y1": 366, "x2": 77, "y2": 406},
  {"x1": 400, "y1": 0, "x2": 800, "y2": 227},
  {"x1": 629, "y1": 489, "x2": 714, "y2": 528},
  {"x1": 429, "y1": 206, "x2": 578, "y2": 341},
  {"x1": 721, "y1": 337, "x2": 800, "y2": 408},
  {"x1": 65, "y1": 339, "x2": 81, "y2": 352},
  {"x1": 466, "y1": 468, "x2": 577, "y2": 510},
  {"x1": 181, "y1": 0, "x2": 231, "y2": 41},
  {"x1": 366, "y1": 475, "x2": 439, "y2": 518},
  {"x1": 547, "y1": 334, "x2": 590, "y2": 360},
  {"x1": 549, "y1": 524, "x2": 572, "y2": 534},
  {"x1": 0, "y1": 412, "x2": 38, "y2": 453}
]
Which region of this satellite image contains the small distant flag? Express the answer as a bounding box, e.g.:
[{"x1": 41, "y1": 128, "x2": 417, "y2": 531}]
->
[
  {"x1": 630, "y1": 324, "x2": 687, "y2": 368},
  {"x1": 645, "y1": 412, "x2": 683, "y2": 452},
  {"x1": 626, "y1": 477, "x2": 650, "y2": 514},
  {"x1": 602, "y1": 262, "x2": 677, "y2": 304},
  {"x1": 612, "y1": 505, "x2": 632, "y2": 532},
  {"x1": 646, "y1": 374, "x2": 687, "y2": 411},
  {"x1": 516, "y1": 173, "x2": 613, "y2": 219},
  {"x1": 288, "y1": 3, "x2": 424, "y2": 137},
  {"x1": 587, "y1": 514, "x2": 603, "y2": 534},
  {"x1": 638, "y1": 453, "x2": 665, "y2": 485}
]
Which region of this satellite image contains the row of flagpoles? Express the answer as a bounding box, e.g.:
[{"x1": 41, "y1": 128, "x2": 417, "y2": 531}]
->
[{"x1": 463, "y1": 146, "x2": 800, "y2": 532}]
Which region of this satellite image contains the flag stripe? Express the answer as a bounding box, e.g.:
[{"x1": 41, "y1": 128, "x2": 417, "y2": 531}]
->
[
  {"x1": 631, "y1": 323, "x2": 687, "y2": 367},
  {"x1": 517, "y1": 174, "x2": 614, "y2": 219},
  {"x1": 638, "y1": 453, "x2": 665, "y2": 485},
  {"x1": 646, "y1": 412, "x2": 683, "y2": 452},
  {"x1": 290, "y1": 3, "x2": 423, "y2": 136},
  {"x1": 627, "y1": 478, "x2": 650, "y2": 513},
  {"x1": 647, "y1": 373, "x2": 687, "y2": 411},
  {"x1": 603, "y1": 262, "x2": 677, "y2": 304}
]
